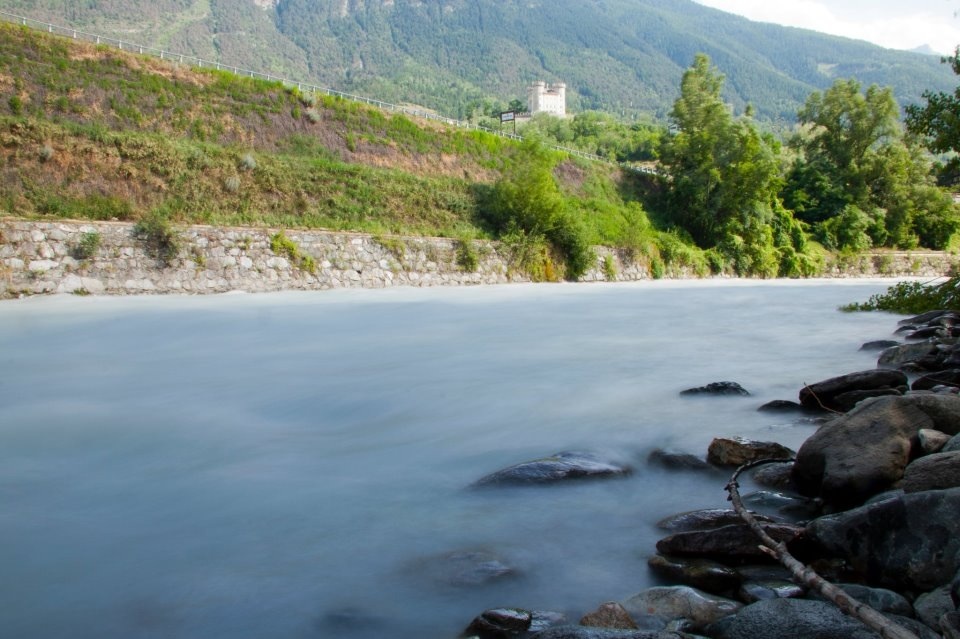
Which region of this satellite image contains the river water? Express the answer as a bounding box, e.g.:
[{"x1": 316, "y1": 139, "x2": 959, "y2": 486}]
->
[{"x1": 0, "y1": 280, "x2": 903, "y2": 638}]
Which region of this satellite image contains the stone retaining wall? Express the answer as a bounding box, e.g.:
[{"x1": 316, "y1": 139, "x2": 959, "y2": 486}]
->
[{"x1": 0, "y1": 218, "x2": 956, "y2": 298}]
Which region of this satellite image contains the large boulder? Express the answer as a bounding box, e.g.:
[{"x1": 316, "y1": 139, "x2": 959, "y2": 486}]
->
[
  {"x1": 621, "y1": 586, "x2": 742, "y2": 631},
  {"x1": 901, "y1": 451, "x2": 960, "y2": 492},
  {"x1": 806, "y1": 487, "x2": 960, "y2": 591},
  {"x1": 914, "y1": 586, "x2": 955, "y2": 631},
  {"x1": 473, "y1": 451, "x2": 632, "y2": 487},
  {"x1": 712, "y1": 598, "x2": 937, "y2": 639},
  {"x1": 792, "y1": 395, "x2": 960, "y2": 508},
  {"x1": 798, "y1": 369, "x2": 907, "y2": 412},
  {"x1": 706, "y1": 437, "x2": 794, "y2": 467}
]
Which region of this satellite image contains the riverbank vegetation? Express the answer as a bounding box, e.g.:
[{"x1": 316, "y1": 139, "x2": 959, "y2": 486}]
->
[{"x1": 0, "y1": 23, "x2": 958, "y2": 281}]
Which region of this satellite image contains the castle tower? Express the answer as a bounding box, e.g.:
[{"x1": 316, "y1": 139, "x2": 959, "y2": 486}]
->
[{"x1": 528, "y1": 81, "x2": 566, "y2": 117}]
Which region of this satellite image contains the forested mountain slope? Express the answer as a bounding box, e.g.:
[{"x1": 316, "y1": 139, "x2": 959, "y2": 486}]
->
[{"x1": 3, "y1": 0, "x2": 956, "y2": 121}]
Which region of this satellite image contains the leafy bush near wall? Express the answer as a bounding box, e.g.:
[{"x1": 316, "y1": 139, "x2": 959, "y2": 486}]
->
[
  {"x1": 71, "y1": 230, "x2": 101, "y2": 260},
  {"x1": 133, "y1": 212, "x2": 181, "y2": 266},
  {"x1": 455, "y1": 237, "x2": 479, "y2": 272},
  {"x1": 270, "y1": 230, "x2": 317, "y2": 274}
]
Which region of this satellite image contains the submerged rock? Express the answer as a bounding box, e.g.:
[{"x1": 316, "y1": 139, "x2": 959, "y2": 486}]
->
[
  {"x1": 860, "y1": 340, "x2": 900, "y2": 351},
  {"x1": 756, "y1": 400, "x2": 806, "y2": 413},
  {"x1": 648, "y1": 449, "x2": 715, "y2": 473},
  {"x1": 464, "y1": 607, "x2": 532, "y2": 637},
  {"x1": 528, "y1": 626, "x2": 684, "y2": 639},
  {"x1": 415, "y1": 550, "x2": 516, "y2": 588},
  {"x1": 473, "y1": 451, "x2": 632, "y2": 487},
  {"x1": 680, "y1": 382, "x2": 750, "y2": 397}
]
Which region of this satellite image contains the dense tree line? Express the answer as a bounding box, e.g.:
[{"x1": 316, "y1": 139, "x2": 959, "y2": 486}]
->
[{"x1": 653, "y1": 53, "x2": 960, "y2": 275}]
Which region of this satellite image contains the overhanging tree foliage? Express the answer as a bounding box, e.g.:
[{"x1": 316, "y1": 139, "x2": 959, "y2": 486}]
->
[{"x1": 906, "y1": 48, "x2": 960, "y2": 186}]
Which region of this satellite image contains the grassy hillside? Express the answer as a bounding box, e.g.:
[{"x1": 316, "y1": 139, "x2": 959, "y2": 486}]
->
[
  {"x1": 3, "y1": 0, "x2": 955, "y2": 123},
  {"x1": 1, "y1": 23, "x2": 677, "y2": 280}
]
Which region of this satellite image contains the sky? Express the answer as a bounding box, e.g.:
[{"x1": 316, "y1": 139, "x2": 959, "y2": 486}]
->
[{"x1": 694, "y1": 0, "x2": 960, "y2": 55}]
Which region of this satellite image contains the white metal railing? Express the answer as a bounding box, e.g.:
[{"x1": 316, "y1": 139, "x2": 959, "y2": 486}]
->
[{"x1": 0, "y1": 10, "x2": 658, "y2": 175}]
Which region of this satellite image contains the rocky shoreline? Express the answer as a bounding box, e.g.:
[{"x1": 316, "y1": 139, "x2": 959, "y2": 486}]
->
[{"x1": 456, "y1": 309, "x2": 960, "y2": 639}]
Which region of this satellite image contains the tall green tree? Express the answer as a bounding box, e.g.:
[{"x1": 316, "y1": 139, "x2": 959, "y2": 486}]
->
[
  {"x1": 660, "y1": 54, "x2": 805, "y2": 275},
  {"x1": 905, "y1": 48, "x2": 960, "y2": 185}
]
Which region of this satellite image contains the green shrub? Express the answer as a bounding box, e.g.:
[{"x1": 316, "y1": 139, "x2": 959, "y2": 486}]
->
[
  {"x1": 842, "y1": 277, "x2": 960, "y2": 313},
  {"x1": 224, "y1": 176, "x2": 241, "y2": 193},
  {"x1": 456, "y1": 238, "x2": 479, "y2": 272},
  {"x1": 8, "y1": 95, "x2": 23, "y2": 116},
  {"x1": 39, "y1": 144, "x2": 54, "y2": 162},
  {"x1": 134, "y1": 212, "x2": 181, "y2": 266},
  {"x1": 71, "y1": 231, "x2": 101, "y2": 260},
  {"x1": 270, "y1": 230, "x2": 317, "y2": 274},
  {"x1": 240, "y1": 153, "x2": 257, "y2": 171},
  {"x1": 603, "y1": 254, "x2": 617, "y2": 281}
]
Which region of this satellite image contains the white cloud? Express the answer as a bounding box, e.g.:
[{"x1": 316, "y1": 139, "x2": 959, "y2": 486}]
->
[{"x1": 695, "y1": 0, "x2": 960, "y2": 54}]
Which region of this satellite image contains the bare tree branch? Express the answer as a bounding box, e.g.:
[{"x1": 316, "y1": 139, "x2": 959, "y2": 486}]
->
[{"x1": 725, "y1": 459, "x2": 921, "y2": 639}]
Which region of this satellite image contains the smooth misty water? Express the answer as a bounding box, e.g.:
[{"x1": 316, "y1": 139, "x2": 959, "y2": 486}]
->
[{"x1": 0, "y1": 280, "x2": 903, "y2": 639}]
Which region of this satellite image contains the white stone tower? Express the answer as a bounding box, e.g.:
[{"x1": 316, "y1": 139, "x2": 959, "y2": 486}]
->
[{"x1": 527, "y1": 81, "x2": 566, "y2": 117}]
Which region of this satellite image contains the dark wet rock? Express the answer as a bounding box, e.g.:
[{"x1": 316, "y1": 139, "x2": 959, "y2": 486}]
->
[
  {"x1": 913, "y1": 370, "x2": 960, "y2": 391},
  {"x1": 713, "y1": 598, "x2": 938, "y2": 639},
  {"x1": 656, "y1": 509, "x2": 775, "y2": 533},
  {"x1": 756, "y1": 400, "x2": 805, "y2": 413},
  {"x1": 943, "y1": 612, "x2": 960, "y2": 639},
  {"x1": 861, "y1": 340, "x2": 900, "y2": 351},
  {"x1": 792, "y1": 395, "x2": 960, "y2": 508},
  {"x1": 741, "y1": 491, "x2": 819, "y2": 520},
  {"x1": 580, "y1": 602, "x2": 639, "y2": 630},
  {"x1": 528, "y1": 626, "x2": 685, "y2": 639},
  {"x1": 946, "y1": 433, "x2": 960, "y2": 453},
  {"x1": 655, "y1": 523, "x2": 803, "y2": 562},
  {"x1": 806, "y1": 487, "x2": 960, "y2": 591},
  {"x1": 318, "y1": 606, "x2": 385, "y2": 632},
  {"x1": 919, "y1": 428, "x2": 952, "y2": 453},
  {"x1": 464, "y1": 608, "x2": 531, "y2": 637},
  {"x1": 738, "y1": 580, "x2": 805, "y2": 603},
  {"x1": 807, "y1": 583, "x2": 913, "y2": 617},
  {"x1": 680, "y1": 382, "x2": 750, "y2": 397},
  {"x1": 899, "y1": 310, "x2": 956, "y2": 326},
  {"x1": 648, "y1": 450, "x2": 715, "y2": 473},
  {"x1": 830, "y1": 387, "x2": 904, "y2": 412},
  {"x1": 907, "y1": 326, "x2": 955, "y2": 340},
  {"x1": 879, "y1": 342, "x2": 941, "y2": 370},
  {"x1": 798, "y1": 369, "x2": 908, "y2": 412},
  {"x1": 735, "y1": 564, "x2": 793, "y2": 583},
  {"x1": 902, "y1": 451, "x2": 960, "y2": 492},
  {"x1": 915, "y1": 586, "x2": 955, "y2": 630},
  {"x1": 706, "y1": 437, "x2": 794, "y2": 467},
  {"x1": 473, "y1": 451, "x2": 632, "y2": 487},
  {"x1": 647, "y1": 554, "x2": 742, "y2": 594},
  {"x1": 621, "y1": 586, "x2": 742, "y2": 631},
  {"x1": 750, "y1": 462, "x2": 797, "y2": 491},
  {"x1": 417, "y1": 550, "x2": 516, "y2": 588}
]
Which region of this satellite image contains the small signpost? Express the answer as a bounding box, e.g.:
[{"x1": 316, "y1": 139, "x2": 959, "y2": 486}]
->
[{"x1": 500, "y1": 110, "x2": 516, "y2": 134}]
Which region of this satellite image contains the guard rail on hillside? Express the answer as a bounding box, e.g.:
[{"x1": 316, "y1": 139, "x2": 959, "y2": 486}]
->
[{"x1": 0, "y1": 10, "x2": 658, "y2": 176}]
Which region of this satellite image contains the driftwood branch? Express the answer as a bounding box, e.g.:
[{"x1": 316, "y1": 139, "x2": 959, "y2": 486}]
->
[{"x1": 725, "y1": 459, "x2": 920, "y2": 639}]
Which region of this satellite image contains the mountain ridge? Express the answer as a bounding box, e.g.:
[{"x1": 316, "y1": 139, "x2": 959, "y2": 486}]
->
[{"x1": 2, "y1": 0, "x2": 956, "y2": 122}]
